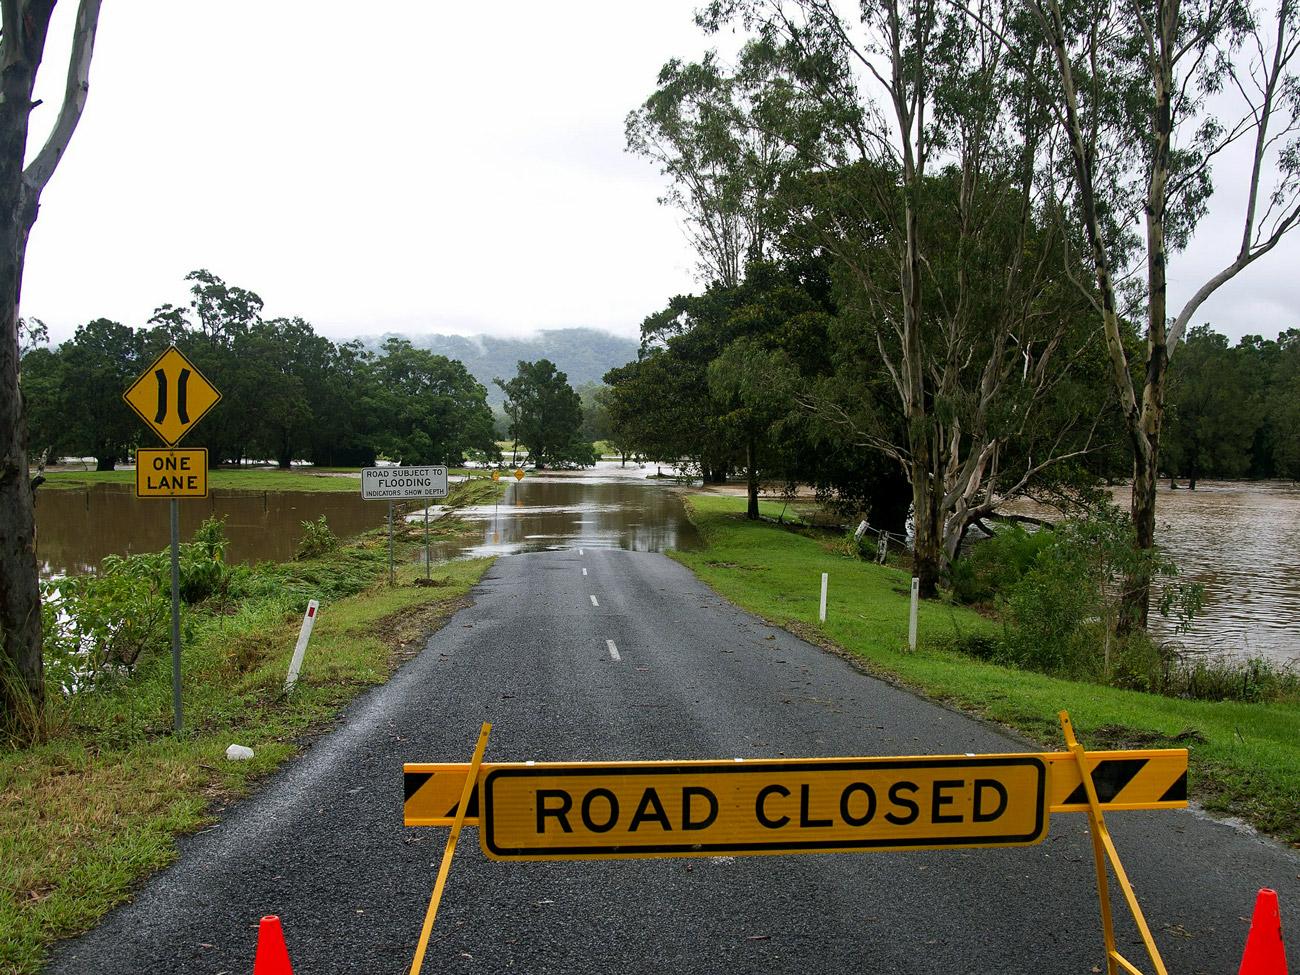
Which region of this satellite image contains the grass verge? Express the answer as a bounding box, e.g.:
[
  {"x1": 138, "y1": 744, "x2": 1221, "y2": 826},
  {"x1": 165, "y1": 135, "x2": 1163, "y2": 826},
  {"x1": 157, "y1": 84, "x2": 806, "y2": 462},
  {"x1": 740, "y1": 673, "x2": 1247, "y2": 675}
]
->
[
  {"x1": 672, "y1": 494, "x2": 1300, "y2": 848},
  {"x1": 0, "y1": 479, "x2": 503, "y2": 975}
]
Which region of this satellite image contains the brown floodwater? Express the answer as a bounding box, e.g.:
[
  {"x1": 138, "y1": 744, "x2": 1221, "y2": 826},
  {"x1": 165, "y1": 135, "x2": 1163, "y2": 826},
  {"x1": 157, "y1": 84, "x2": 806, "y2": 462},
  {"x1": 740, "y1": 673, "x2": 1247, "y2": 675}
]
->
[
  {"x1": 35, "y1": 463, "x2": 701, "y2": 579},
  {"x1": 41, "y1": 467, "x2": 1287, "y2": 663},
  {"x1": 415, "y1": 467, "x2": 702, "y2": 561},
  {"x1": 1125, "y1": 481, "x2": 1300, "y2": 664},
  {"x1": 36, "y1": 485, "x2": 389, "y2": 578}
]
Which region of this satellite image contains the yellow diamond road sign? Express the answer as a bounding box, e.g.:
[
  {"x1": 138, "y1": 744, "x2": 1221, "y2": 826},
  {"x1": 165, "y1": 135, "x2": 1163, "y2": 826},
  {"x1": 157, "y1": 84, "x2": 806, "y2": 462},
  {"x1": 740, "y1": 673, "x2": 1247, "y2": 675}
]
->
[{"x1": 123, "y1": 346, "x2": 221, "y2": 446}]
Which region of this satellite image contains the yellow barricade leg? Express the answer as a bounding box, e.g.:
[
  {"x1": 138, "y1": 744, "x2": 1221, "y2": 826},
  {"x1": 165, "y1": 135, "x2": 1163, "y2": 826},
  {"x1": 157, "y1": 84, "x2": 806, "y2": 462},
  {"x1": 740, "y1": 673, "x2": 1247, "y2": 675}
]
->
[
  {"x1": 1059, "y1": 711, "x2": 1168, "y2": 975},
  {"x1": 409, "y1": 722, "x2": 492, "y2": 975}
]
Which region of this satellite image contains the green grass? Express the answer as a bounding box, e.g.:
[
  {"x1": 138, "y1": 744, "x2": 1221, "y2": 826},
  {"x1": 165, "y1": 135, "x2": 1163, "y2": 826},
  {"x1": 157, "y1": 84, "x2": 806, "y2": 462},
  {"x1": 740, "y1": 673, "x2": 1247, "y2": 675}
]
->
[
  {"x1": 672, "y1": 494, "x2": 1300, "y2": 847},
  {"x1": 0, "y1": 479, "x2": 503, "y2": 975}
]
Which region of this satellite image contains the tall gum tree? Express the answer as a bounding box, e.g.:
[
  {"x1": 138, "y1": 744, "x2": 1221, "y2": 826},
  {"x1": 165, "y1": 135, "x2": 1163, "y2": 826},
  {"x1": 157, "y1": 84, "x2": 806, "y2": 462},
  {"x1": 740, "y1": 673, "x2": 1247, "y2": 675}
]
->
[
  {"x1": 1023, "y1": 0, "x2": 1300, "y2": 627},
  {"x1": 696, "y1": 0, "x2": 1108, "y2": 595},
  {"x1": 1, "y1": 0, "x2": 102, "y2": 737}
]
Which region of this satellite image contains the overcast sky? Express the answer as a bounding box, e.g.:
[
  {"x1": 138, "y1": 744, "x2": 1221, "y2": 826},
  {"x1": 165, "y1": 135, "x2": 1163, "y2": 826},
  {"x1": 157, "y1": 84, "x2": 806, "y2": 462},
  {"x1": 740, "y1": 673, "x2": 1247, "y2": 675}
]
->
[{"x1": 24, "y1": 1, "x2": 1299, "y2": 348}]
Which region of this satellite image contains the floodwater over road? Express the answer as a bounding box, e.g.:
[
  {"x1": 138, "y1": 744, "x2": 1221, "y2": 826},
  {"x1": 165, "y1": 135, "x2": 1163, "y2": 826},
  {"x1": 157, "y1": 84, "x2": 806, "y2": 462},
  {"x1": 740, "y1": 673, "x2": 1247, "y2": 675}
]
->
[
  {"x1": 36, "y1": 462, "x2": 700, "y2": 579},
  {"x1": 38, "y1": 465, "x2": 1292, "y2": 663},
  {"x1": 412, "y1": 463, "x2": 702, "y2": 561}
]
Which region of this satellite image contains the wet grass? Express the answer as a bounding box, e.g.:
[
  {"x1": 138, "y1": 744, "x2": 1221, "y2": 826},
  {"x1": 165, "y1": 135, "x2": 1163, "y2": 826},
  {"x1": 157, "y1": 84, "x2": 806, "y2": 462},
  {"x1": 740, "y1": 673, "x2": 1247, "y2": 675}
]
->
[
  {"x1": 672, "y1": 494, "x2": 1300, "y2": 847},
  {"x1": 0, "y1": 478, "x2": 504, "y2": 975}
]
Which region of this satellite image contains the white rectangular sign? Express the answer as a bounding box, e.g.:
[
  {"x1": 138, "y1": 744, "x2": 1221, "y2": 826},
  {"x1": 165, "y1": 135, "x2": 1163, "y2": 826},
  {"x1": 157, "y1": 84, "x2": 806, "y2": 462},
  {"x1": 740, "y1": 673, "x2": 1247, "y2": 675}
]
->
[{"x1": 361, "y1": 466, "x2": 449, "y2": 500}]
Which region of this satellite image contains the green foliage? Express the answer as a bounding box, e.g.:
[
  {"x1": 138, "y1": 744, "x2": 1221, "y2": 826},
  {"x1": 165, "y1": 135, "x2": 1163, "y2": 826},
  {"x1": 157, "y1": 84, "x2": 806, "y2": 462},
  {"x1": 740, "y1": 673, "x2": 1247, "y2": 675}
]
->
[
  {"x1": 494, "y1": 359, "x2": 591, "y2": 468},
  {"x1": 952, "y1": 507, "x2": 1205, "y2": 683},
  {"x1": 40, "y1": 517, "x2": 237, "y2": 690},
  {"x1": 19, "y1": 270, "x2": 508, "y2": 471},
  {"x1": 948, "y1": 525, "x2": 1056, "y2": 605},
  {"x1": 295, "y1": 515, "x2": 339, "y2": 560}
]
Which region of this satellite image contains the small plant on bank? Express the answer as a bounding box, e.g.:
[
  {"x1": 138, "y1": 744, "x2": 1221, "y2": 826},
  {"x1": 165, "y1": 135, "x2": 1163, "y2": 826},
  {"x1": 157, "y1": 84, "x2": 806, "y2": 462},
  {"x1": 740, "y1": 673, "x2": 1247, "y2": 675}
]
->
[
  {"x1": 295, "y1": 515, "x2": 339, "y2": 560},
  {"x1": 946, "y1": 504, "x2": 1217, "y2": 696}
]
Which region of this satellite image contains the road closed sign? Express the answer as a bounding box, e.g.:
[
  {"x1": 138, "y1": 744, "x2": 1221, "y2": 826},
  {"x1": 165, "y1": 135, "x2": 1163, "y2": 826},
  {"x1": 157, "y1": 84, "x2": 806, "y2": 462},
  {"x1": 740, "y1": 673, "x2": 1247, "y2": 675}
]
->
[
  {"x1": 477, "y1": 756, "x2": 1048, "y2": 860},
  {"x1": 361, "y1": 466, "x2": 449, "y2": 500}
]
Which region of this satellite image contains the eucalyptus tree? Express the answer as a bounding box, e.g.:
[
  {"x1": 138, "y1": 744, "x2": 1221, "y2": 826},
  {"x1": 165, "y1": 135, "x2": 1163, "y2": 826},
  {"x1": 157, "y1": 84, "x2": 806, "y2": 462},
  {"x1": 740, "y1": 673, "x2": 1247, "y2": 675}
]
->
[
  {"x1": 1023, "y1": 0, "x2": 1300, "y2": 626},
  {"x1": 1, "y1": 0, "x2": 103, "y2": 735},
  {"x1": 626, "y1": 48, "x2": 808, "y2": 287},
  {"x1": 691, "y1": 1, "x2": 1108, "y2": 595}
]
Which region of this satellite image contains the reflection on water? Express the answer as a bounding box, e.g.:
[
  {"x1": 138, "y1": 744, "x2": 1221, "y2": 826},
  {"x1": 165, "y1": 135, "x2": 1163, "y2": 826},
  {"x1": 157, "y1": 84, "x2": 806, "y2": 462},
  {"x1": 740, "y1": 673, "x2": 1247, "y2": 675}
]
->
[{"x1": 36, "y1": 486, "x2": 389, "y2": 578}]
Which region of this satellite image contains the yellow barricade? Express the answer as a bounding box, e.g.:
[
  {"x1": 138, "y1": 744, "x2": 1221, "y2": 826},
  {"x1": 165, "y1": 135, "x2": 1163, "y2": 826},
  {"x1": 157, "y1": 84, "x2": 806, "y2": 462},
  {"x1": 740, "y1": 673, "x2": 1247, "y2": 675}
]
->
[{"x1": 401, "y1": 714, "x2": 1184, "y2": 975}]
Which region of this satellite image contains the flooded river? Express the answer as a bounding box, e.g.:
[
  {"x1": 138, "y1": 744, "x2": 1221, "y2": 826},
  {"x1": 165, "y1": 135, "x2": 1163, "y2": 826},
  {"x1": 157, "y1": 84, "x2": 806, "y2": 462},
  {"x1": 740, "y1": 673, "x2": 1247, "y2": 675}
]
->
[
  {"x1": 1121, "y1": 481, "x2": 1300, "y2": 664},
  {"x1": 35, "y1": 466, "x2": 1297, "y2": 664}
]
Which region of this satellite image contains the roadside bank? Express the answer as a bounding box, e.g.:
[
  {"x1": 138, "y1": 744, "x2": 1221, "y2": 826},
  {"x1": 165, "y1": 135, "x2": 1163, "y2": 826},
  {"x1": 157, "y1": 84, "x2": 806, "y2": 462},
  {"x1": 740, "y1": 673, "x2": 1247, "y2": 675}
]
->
[
  {"x1": 671, "y1": 494, "x2": 1300, "y2": 848},
  {"x1": 0, "y1": 477, "x2": 502, "y2": 975}
]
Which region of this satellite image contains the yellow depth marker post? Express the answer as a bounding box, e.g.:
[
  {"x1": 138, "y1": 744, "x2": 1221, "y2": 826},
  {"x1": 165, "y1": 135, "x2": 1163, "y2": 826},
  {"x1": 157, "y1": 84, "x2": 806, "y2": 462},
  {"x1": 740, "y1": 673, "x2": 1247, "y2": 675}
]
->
[
  {"x1": 408, "y1": 723, "x2": 491, "y2": 975},
  {"x1": 1060, "y1": 711, "x2": 1168, "y2": 975}
]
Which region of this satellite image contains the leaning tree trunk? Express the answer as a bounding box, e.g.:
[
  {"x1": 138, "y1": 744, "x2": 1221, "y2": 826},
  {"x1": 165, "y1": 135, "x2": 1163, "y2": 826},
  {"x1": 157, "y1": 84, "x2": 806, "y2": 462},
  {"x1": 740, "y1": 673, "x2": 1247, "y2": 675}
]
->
[
  {"x1": 0, "y1": 103, "x2": 42, "y2": 733},
  {"x1": 0, "y1": 0, "x2": 103, "y2": 737}
]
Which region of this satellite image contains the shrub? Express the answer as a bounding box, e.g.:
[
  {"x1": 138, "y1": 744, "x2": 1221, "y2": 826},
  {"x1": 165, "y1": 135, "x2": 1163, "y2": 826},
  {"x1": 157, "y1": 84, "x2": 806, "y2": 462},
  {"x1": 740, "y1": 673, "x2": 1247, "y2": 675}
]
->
[
  {"x1": 994, "y1": 506, "x2": 1203, "y2": 677},
  {"x1": 949, "y1": 524, "x2": 1055, "y2": 605},
  {"x1": 295, "y1": 515, "x2": 339, "y2": 560}
]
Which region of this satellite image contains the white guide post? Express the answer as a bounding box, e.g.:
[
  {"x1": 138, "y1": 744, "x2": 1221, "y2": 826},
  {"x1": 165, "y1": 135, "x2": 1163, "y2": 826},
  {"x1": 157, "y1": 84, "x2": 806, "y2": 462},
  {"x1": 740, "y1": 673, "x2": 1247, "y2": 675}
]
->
[
  {"x1": 285, "y1": 600, "x2": 320, "y2": 692},
  {"x1": 819, "y1": 572, "x2": 828, "y2": 623},
  {"x1": 908, "y1": 578, "x2": 920, "y2": 651}
]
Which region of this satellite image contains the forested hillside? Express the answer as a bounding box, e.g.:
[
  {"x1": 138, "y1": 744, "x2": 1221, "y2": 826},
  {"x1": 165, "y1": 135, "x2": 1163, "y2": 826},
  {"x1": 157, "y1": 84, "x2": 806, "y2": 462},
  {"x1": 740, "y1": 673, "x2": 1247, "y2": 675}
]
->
[{"x1": 368, "y1": 328, "x2": 637, "y2": 405}]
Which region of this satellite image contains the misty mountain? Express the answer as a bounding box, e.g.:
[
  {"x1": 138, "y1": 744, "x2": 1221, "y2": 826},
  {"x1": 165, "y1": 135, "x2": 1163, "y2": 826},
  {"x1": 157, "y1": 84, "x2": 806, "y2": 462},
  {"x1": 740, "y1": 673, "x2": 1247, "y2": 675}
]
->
[{"x1": 366, "y1": 328, "x2": 639, "y2": 405}]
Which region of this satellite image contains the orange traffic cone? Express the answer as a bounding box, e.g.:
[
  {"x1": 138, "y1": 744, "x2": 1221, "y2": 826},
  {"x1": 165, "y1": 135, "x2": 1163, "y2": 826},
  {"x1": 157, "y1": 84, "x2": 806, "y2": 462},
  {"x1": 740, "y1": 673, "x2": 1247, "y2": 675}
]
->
[
  {"x1": 254, "y1": 915, "x2": 293, "y2": 975},
  {"x1": 1239, "y1": 888, "x2": 1289, "y2": 975}
]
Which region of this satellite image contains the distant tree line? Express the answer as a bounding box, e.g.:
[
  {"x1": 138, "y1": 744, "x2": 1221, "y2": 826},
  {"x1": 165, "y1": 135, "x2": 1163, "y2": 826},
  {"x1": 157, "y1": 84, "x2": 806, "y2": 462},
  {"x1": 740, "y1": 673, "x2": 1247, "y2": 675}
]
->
[
  {"x1": 1164, "y1": 326, "x2": 1300, "y2": 488},
  {"x1": 20, "y1": 270, "x2": 502, "y2": 470}
]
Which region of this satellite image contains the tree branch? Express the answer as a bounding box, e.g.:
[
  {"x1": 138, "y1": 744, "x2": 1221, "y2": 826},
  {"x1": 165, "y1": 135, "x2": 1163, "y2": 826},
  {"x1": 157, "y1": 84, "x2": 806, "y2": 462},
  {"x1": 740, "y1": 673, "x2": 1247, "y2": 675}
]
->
[{"x1": 22, "y1": 0, "x2": 102, "y2": 200}]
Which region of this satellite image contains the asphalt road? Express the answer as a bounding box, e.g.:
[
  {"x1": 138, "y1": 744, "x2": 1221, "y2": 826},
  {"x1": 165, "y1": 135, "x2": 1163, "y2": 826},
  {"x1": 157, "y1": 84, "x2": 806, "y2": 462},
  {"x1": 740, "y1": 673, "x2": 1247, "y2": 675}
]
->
[{"x1": 47, "y1": 550, "x2": 1300, "y2": 974}]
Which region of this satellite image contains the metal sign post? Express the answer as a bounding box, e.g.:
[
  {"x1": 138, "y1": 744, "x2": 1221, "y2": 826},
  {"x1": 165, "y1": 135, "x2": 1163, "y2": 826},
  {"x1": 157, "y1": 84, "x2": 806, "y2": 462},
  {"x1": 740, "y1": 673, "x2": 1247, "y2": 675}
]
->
[
  {"x1": 122, "y1": 345, "x2": 222, "y2": 736},
  {"x1": 388, "y1": 501, "x2": 395, "y2": 586},
  {"x1": 424, "y1": 505, "x2": 430, "y2": 580},
  {"x1": 168, "y1": 499, "x2": 182, "y2": 732}
]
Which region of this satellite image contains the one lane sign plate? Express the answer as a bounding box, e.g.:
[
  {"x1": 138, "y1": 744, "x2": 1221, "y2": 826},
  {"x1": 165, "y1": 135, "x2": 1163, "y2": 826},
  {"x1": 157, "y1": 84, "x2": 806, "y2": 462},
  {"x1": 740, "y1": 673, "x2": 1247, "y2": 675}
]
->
[
  {"x1": 479, "y1": 756, "x2": 1048, "y2": 860},
  {"x1": 135, "y1": 448, "x2": 208, "y2": 498},
  {"x1": 361, "y1": 466, "x2": 449, "y2": 501}
]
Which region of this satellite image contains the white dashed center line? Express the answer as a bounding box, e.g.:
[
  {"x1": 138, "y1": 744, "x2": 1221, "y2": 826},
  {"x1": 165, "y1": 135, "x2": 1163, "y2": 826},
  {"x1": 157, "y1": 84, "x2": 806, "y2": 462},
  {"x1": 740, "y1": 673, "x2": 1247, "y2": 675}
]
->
[
  {"x1": 582, "y1": 567, "x2": 588, "y2": 576},
  {"x1": 579, "y1": 548, "x2": 585, "y2": 555},
  {"x1": 590, "y1": 595, "x2": 599, "y2": 607},
  {"x1": 606, "y1": 639, "x2": 621, "y2": 661}
]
